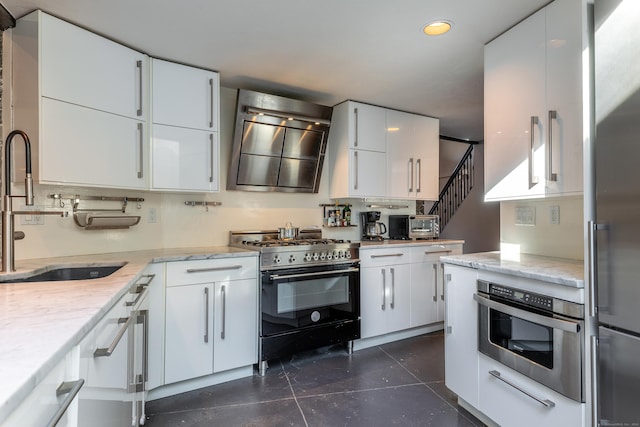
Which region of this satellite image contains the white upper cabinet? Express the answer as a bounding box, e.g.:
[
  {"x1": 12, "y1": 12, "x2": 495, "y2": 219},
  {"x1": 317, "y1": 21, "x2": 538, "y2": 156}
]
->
[
  {"x1": 150, "y1": 59, "x2": 220, "y2": 192},
  {"x1": 10, "y1": 10, "x2": 149, "y2": 189},
  {"x1": 484, "y1": 0, "x2": 584, "y2": 201},
  {"x1": 387, "y1": 110, "x2": 439, "y2": 200},
  {"x1": 328, "y1": 101, "x2": 439, "y2": 200}
]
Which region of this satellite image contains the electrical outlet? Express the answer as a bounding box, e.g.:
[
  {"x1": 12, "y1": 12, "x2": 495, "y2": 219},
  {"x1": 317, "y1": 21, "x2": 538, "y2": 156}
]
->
[
  {"x1": 148, "y1": 207, "x2": 157, "y2": 223},
  {"x1": 550, "y1": 205, "x2": 560, "y2": 225},
  {"x1": 20, "y1": 205, "x2": 45, "y2": 225},
  {"x1": 515, "y1": 206, "x2": 536, "y2": 225}
]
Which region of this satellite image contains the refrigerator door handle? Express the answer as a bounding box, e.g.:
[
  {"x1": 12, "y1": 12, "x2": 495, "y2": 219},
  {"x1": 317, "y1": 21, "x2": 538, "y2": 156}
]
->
[
  {"x1": 590, "y1": 335, "x2": 598, "y2": 426},
  {"x1": 592, "y1": 222, "x2": 611, "y2": 314},
  {"x1": 588, "y1": 221, "x2": 597, "y2": 317}
]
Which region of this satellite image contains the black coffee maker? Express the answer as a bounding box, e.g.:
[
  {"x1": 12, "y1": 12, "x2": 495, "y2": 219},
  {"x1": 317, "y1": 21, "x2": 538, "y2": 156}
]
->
[{"x1": 361, "y1": 211, "x2": 387, "y2": 240}]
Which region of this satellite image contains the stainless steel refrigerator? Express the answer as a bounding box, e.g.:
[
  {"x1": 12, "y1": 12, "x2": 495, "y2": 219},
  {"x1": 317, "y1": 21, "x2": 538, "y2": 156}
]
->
[{"x1": 594, "y1": 0, "x2": 640, "y2": 424}]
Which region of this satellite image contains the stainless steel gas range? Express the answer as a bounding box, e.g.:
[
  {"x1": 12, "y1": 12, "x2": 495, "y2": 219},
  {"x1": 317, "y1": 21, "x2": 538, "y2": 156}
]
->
[{"x1": 230, "y1": 229, "x2": 361, "y2": 375}]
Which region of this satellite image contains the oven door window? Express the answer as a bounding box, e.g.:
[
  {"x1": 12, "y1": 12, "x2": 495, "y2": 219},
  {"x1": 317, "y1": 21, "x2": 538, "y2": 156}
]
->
[
  {"x1": 277, "y1": 276, "x2": 349, "y2": 313},
  {"x1": 489, "y1": 307, "x2": 554, "y2": 369}
]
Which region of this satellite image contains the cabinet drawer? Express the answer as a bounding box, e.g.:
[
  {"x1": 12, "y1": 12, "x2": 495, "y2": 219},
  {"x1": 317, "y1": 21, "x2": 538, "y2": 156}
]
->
[
  {"x1": 359, "y1": 248, "x2": 410, "y2": 268},
  {"x1": 410, "y1": 244, "x2": 462, "y2": 263},
  {"x1": 166, "y1": 257, "x2": 257, "y2": 286}
]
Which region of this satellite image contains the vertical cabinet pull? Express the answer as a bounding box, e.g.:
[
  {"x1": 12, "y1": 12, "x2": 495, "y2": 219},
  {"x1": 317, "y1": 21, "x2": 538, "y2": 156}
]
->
[
  {"x1": 432, "y1": 263, "x2": 438, "y2": 302},
  {"x1": 440, "y1": 264, "x2": 445, "y2": 301},
  {"x1": 547, "y1": 110, "x2": 558, "y2": 182},
  {"x1": 408, "y1": 158, "x2": 414, "y2": 193},
  {"x1": 390, "y1": 268, "x2": 396, "y2": 309},
  {"x1": 46, "y1": 379, "x2": 85, "y2": 427},
  {"x1": 354, "y1": 151, "x2": 359, "y2": 190},
  {"x1": 354, "y1": 107, "x2": 359, "y2": 147},
  {"x1": 381, "y1": 269, "x2": 386, "y2": 310},
  {"x1": 416, "y1": 158, "x2": 422, "y2": 193},
  {"x1": 209, "y1": 134, "x2": 215, "y2": 183},
  {"x1": 220, "y1": 285, "x2": 226, "y2": 340},
  {"x1": 529, "y1": 116, "x2": 539, "y2": 189},
  {"x1": 136, "y1": 60, "x2": 143, "y2": 117},
  {"x1": 137, "y1": 123, "x2": 144, "y2": 179},
  {"x1": 209, "y1": 78, "x2": 215, "y2": 128},
  {"x1": 204, "y1": 287, "x2": 209, "y2": 343}
]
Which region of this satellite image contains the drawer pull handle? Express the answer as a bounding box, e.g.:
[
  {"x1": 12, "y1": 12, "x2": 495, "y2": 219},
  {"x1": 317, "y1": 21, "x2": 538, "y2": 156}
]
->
[
  {"x1": 489, "y1": 370, "x2": 555, "y2": 408},
  {"x1": 424, "y1": 249, "x2": 452, "y2": 255},
  {"x1": 370, "y1": 253, "x2": 404, "y2": 259},
  {"x1": 46, "y1": 379, "x2": 85, "y2": 427},
  {"x1": 186, "y1": 265, "x2": 243, "y2": 273},
  {"x1": 94, "y1": 316, "x2": 134, "y2": 357}
]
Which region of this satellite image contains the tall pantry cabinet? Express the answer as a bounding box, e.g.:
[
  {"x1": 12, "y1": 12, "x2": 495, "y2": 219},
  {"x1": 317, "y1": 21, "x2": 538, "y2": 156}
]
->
[{"x1": 484, "y1": 0, "x2": 585, "y2": 201}]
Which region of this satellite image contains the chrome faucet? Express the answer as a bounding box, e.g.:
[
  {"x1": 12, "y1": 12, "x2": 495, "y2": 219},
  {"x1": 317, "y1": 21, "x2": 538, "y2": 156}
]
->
[{"x1": 2, "y1": 130, "x2": 63, "y2": 272}]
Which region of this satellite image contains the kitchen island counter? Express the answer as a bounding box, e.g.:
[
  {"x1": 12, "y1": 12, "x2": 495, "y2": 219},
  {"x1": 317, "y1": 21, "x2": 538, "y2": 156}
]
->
[
  {"x1": 441, "y1": 251, "x2": 584, "y2": 288},
  {"x1": 0, "y1": 247, "x2": 258, "y2": 424}
]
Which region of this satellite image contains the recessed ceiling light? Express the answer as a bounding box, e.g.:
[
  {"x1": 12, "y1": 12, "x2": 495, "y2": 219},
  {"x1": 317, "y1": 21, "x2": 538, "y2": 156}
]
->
[{"x1": 423, "y1": 20, "x2": 453, "y2": 36}]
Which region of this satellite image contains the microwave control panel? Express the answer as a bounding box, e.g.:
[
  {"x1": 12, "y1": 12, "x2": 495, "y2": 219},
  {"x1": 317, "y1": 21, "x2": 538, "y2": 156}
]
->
[{"x1": 489, "y1": 284, "x2": 553, "y2": 310}]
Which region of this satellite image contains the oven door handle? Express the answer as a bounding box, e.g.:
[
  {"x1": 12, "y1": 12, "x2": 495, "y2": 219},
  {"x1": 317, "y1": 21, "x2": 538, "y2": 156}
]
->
[
  {"x1": 270, "y1": 267, "x2": 359, "y2": 280},
  {"x1": 473, "y1": 293, "x2": 580, "y2": 333}
]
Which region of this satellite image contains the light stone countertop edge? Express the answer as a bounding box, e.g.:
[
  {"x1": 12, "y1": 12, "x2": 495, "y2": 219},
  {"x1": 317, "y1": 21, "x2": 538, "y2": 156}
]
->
[
  {"x1": 359, "y1": 239, "x2": 465, "y2": 250},
  {"x1": 0, "y1": 246, "x2": 258, "y2": 423}
]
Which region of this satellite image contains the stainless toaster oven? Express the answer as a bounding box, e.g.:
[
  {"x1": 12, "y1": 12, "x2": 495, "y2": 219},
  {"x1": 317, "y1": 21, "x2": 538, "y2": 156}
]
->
[{"x1": 389, "y1": 215, "x2": 439, "y2": 240}]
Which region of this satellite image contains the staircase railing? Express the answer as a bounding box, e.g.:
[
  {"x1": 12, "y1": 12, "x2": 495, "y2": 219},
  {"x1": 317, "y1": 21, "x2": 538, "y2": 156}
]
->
[{"x1": 428, "y1": 144, "x2": 474, "y2": 231}]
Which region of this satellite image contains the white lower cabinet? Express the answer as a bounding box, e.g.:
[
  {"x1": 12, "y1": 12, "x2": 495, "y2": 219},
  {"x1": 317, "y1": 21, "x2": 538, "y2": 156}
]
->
[
  {"x1": 478, "y1": 354, "x2": 584, "y2": 427},
  {"x1": 443, "y1": 263, "x2": 479, "y2": 408},
  {"x1": 163, "y1": 257, "x2": 258, "y2": 385}
]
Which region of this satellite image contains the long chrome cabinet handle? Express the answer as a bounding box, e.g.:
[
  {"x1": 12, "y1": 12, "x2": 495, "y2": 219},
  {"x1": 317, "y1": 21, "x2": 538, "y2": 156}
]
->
[
  {"x1": 390, "y1": 268, "x2": 395, "y2": 309},
  {"x1": 270, "y1": 267, "x2": 359, "y2": 281},
  {"x1": 408, "y1": 158, "x2": 414, "y2": 193},
  {"x1": 204, "y1": 287, "x2": 209, "y2": 343},
  {"x1": 187, "y1": 265, "x2": 243, "y2": 273},
  {"x1": 587, "y1": 221, "x2": 598, "y2": 317},
  {"x1": 590, "y1": 335, "x2": 598, "y2": 426},
  {"x1": 416, "y1": 158, "x2": 421, "y2": 193},
  {"x1": 220, "y1": 285, "x2": 226, "y2": 339},
  {"x1": 424, "y1": 249, "x2": 452, "y2": 256},
  {"x1": 135, "y1": 273, "x2": 156, "y2": 287},
  {"x1": 381, "y1": 269, "x2": 386, "y2": 310},
  {"x1": 126, "y1": 283, "x2": 148, "y2": 307},
  {"x1": 137, "y1": 123, "x2": 144, "y2": 179},
  {"x1": 209, "y1": 134, "x2": 215, "y2": 183},
  {"x1": 94, "y1": 315, "x2": 134, "y2": 357},
  {"x1": 440, "y1": 263, "x2": 445, "y2": 301},
  {"x1": 136, "y1": 60, "x2": 143, "y2": 117},
  {"x1": 529, "y1": 116, "x2": 539, "y2": 189},
  {"x1": 354, "y1": 151, "x2": 359, "y2": 190},
  {"x1": 489, "y1": 370, "x2": 555, "y2": 408},
  {"x1": 432, "y1": 263, "x2": 438, "y2": 302},
  {"x1": 547, "y1": 110, "x2": 558, "y2": 182},
  {"x1": 46, "y1": 379, "x2": 85, "y2": 427},
  {"x1": 209, "y1": 78, "x2": 214, "y2": 128},
  {"x1": 473, "y1": 293, "x2": 580, "y2": 333},
  {"x1": 354, "y1": 107, "x2": 359, "y2": 147},
  {"x1": 370, "y1": 253, "x2": 404, "y2": 258}
]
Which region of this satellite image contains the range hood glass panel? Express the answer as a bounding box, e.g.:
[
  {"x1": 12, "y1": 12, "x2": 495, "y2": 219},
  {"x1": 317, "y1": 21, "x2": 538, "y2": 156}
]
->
[
  {"x1": 236, "y1": 154, "x2": 280, "y2": 186},
  {"x1": 282, "y1": 128, "x2": 324, "y2": 160},
  {"x1": 278, "y1": 158, "x2": 317, "y2": 189},
  {"x1": 240, "y1": 122, "x2": 285, "y2": 156}
]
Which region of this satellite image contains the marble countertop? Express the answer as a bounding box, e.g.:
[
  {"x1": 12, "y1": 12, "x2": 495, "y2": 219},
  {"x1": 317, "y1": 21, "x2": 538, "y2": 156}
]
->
[
  {"x1": 440, "y1": 251, "x2": 584, "y2": 288},
  {"x1": 359, "y1": 239, "x2": 465, "y2": 249},
  {"x1": 0, "y1": 246, "x2": 257, "y2": 423}
]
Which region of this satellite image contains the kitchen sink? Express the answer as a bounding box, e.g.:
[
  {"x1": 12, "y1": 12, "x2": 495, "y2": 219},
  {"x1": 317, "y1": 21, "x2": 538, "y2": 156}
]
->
[{"x1": 0, "y1": 264, "x2": 125, "y2": 283}]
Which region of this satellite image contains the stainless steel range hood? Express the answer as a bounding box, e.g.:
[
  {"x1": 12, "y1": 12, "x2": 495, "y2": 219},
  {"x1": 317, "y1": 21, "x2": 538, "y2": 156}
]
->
[{"x1": 227, "y1": 89, "x2": 332, "y2": 193}]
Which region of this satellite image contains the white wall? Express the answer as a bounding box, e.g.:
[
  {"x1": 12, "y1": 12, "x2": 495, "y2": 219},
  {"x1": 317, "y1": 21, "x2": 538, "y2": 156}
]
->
[
  {"x1": 13, "y1": 87, "x2": 415, "y2": 260},
  {"x1": 500, "y1": 196, "x2": 584, "y2": 260}
]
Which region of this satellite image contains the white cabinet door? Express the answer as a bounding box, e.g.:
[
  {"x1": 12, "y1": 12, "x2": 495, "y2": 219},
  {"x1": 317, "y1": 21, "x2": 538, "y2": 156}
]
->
[
  {"x1": 213, "y1": 279, "x2": 258, "y2": 373},
  {"x1": 164, "y1": 284, "x2": 214, "y2": 384},
  {"x1": 41, "y1": 98, "x2": 147, "y2": 189},
  {"x1": 350, "y1": 102, "x2": 387, "y2": 152},
  {"x1": 410, "y1": 261, "x2": 439, "y2": 327},
  {"x1": 484, "y1": 8, "x2": 546, "y2": 201},
  {"x1": 40, "y1": 11, "x2": 147, "y2": 120},
  {"x1": 413, "y1": 116, "x2": 440, "y2": 201},
  {"x1": 383, "y1": 264, "x2": 411, "y2": 333},
  {"x1": 444, "y1": 264, "x2": 480, "y2": 407},
  {"x1": 360, "y1": 266, "x2": 390, "y2": 339},
  {"x1": 151, "y1": 125, "x2": 219, "y2": 192},
  {"x1": 152, "y1": 59, "x2": 219, "y2": 131},
  {"x1": 349, "y1": 149, "x2": 387, "y2": 197}
]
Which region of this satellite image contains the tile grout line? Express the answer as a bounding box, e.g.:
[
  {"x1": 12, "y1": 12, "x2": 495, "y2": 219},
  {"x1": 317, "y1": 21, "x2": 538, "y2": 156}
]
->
[{"x1": 280, "y1": 359, "x2": 310, "y2": 427}]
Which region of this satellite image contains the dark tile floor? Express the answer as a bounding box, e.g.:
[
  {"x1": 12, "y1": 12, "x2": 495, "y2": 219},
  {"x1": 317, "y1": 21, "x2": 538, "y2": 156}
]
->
[{"x1": 145, "y1": 332, "x2": 485, "y2": 426}]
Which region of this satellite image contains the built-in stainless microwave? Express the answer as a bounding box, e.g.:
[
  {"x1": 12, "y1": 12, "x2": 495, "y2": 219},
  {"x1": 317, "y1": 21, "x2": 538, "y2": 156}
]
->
[{"x1": 388, "y1": 215, "x2": 439, "y2": 240}]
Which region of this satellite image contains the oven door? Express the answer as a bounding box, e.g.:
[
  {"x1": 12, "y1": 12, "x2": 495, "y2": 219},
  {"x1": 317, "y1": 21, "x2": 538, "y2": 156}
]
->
[
  {"x1": 474, "y1": 292, "x2": 584, "y2": 402},
  {"x1": 261, "y1": 263, "x2": 359, "y2": 337}
]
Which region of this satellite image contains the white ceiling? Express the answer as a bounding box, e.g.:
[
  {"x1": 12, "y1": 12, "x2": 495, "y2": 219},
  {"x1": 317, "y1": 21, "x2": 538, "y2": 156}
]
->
[{"x1": 1, "y1": 0, "x2": 550, "y2": 141}]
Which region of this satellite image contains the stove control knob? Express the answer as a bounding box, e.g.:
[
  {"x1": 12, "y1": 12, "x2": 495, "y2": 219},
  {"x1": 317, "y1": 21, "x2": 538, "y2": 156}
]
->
[
  {"x1": 345, "y1": 251, "x2": 352, "y2": 259},
  {"x1": 313, "y1": 253, "x2": 320, "y2": 261},
  {"x1": 327, "y1": 252, "x2": 333, "y2": 260},
  {"x1": 304, "y1": 253, "x2": 312, "y2": 262},
  {"x1": 320, "y1": 252, "x2": 327, "y2": 260},
  {"x1": 273, "y1": 255, "x2": 281, "y2": 264},
  {"x1": 289, "y1": 255, "x2": 296, "y2": 263},
  {"x1": 339, "y1": 251, "x2": 346, "y2": 259}
]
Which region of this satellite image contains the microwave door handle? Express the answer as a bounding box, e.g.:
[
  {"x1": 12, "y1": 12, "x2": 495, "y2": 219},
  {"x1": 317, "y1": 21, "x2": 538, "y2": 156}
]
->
[{"x1": 473, "y1": 293, "x2": 580, "y2": 333}]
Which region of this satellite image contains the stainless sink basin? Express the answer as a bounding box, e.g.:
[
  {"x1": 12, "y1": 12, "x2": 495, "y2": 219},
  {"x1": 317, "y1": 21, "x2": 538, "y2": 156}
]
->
[{"x1": 0, "y1": 264, "x2": 125, "y2": 283}]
